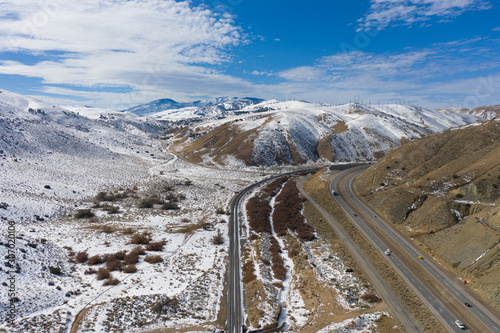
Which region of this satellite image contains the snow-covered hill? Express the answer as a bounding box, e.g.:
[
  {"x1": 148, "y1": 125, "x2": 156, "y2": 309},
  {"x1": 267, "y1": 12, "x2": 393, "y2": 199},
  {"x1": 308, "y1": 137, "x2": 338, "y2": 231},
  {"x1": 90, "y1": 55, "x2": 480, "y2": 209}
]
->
[
  {"x1": 126, "y1": 97, "x2": 263, "y2": 120},
  {"x1": 123, "y1": 96, "x2": 263, "y2": 118},
  {"x1": 0, "y1": 89, "x2": 167, "y2": 222},
  {"x1": 173, "y1": 100, "x2": 481, "y2": 167},
  {"x1": 438, "y1": 105, "x2": 500, "y2": 120}
]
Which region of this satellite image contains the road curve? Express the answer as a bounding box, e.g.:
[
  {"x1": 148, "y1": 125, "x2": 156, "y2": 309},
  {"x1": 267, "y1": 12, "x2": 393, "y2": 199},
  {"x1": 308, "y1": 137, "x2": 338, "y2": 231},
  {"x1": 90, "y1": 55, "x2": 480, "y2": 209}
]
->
[{"x1": 331, "y1": 166, "x2": 500, "y2": 333}]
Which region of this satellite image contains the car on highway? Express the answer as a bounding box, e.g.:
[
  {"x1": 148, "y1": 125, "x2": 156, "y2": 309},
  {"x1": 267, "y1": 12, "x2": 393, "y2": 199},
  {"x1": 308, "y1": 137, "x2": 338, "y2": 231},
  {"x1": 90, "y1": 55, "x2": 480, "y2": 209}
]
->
[
  {"x1": 455, "y1": 320, "x2": 466, "y2": 329},
  {"x1": 384, "y1": 249, "x2": 391, "y2": 256},
  {"x1": 418, "y1": 255, "x2": 423, "y2": 259},
  {"x1": 464, "y1": 302, "x2": 472, "y2": 307}
]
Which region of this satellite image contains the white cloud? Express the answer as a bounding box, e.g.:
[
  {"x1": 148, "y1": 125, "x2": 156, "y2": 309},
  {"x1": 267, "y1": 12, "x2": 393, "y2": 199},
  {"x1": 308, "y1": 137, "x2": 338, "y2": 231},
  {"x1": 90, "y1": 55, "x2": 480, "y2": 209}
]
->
[
  {"x1": 0, "y1": 0, "x2": 246, "y2": 107},
  {"x1": 493, "y1": 27, "x2": 500, "y2": 32},
  {"x1": 358, "y1": 0, "x2": 491, "y2": 31}
]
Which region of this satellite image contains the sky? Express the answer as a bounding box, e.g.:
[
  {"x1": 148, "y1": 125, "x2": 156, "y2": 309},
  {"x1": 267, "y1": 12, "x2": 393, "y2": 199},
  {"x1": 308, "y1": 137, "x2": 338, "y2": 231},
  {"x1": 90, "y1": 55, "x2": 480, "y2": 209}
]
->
[{"x1": 0, "y1": 0, "x2": 499, "y2": 110}]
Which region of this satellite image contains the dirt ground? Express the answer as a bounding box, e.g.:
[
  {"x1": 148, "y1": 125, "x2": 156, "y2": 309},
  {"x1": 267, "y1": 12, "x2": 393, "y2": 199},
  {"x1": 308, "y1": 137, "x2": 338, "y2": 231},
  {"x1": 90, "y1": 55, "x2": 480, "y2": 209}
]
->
[{"x1": 301, "y1": 169, "x2": 446, "y2": 333}]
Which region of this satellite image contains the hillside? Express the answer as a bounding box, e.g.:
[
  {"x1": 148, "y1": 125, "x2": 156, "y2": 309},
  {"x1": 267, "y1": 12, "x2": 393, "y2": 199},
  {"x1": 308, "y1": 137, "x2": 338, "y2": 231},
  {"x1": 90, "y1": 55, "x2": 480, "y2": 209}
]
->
[
  {"x1": 354, "y1": 120, "x2": 500, "y2": 309},
  {"x1": 438, "y1": 105, "x2": 500, "y2": 120},
  {"x1": 123, "y1": 97, "x2": 263, "y2": 118},
  {"x1": 172, "y1": 100, "x2": 480, "y2": 167},
  {"x1": 0, "y1": 89, "x2": 166, "y2": 222}
]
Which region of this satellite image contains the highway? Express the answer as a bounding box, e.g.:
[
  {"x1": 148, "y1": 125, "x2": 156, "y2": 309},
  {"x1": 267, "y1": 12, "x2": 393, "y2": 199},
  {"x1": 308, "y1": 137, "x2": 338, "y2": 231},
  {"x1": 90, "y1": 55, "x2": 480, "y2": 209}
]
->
[{"x1": 331, "y1": 166, "x2": 500, "y2": 333}]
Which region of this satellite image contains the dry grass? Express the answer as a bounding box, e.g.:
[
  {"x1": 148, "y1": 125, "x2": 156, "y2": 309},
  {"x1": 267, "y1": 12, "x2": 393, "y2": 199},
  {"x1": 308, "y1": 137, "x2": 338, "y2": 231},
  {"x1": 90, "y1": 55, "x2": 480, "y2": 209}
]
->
[{"x1": 144, "y1": 255, "x2": 163, "y2": 264}]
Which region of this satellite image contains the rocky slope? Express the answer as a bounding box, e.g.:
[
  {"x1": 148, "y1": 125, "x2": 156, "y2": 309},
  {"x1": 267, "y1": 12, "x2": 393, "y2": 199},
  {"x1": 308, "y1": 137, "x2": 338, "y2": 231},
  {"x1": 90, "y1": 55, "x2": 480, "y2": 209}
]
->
[
  {"x1": 172, "y1": 100, "x2": 480, "y2": 167},
  {"x1": 354, "y1": 120, "x2": 500, "y2": 309}
]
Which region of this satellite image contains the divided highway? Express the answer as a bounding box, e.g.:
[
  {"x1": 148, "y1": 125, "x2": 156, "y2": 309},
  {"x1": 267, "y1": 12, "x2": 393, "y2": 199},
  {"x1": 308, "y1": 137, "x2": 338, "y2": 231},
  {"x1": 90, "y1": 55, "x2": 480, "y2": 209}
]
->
[{"x1": 331, "y1": 166, "x2": 500, "y2": 333}]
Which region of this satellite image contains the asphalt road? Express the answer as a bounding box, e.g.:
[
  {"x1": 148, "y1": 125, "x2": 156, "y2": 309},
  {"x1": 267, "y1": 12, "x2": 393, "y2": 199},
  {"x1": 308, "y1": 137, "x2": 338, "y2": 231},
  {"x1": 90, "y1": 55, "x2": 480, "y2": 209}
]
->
[{"x1": 331, "y1": 166, "x2": 500, "y2": 333}]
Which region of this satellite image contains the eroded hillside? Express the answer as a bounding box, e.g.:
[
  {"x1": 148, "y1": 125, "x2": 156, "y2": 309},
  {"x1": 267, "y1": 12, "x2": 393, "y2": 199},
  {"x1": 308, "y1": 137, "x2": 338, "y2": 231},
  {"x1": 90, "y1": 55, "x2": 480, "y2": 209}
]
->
[
  {"x1": 354, "y1": 120, "x2": 500, "y2": 309},
  {"x1": 172, "y1": 100, "x2": 479, "y2": 167}
]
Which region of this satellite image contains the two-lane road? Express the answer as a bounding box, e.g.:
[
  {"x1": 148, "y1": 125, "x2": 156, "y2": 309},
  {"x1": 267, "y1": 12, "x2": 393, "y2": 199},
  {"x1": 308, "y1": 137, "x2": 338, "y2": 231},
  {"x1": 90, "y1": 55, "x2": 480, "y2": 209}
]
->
[{"x1": 331, "y1": 166, "x2": 500, "y2": 333}]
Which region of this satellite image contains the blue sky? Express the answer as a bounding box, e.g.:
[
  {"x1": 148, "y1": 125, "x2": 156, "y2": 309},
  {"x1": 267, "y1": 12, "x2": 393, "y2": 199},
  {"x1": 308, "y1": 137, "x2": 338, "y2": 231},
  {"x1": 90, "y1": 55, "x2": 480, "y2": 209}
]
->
[{"x1": 0, "y1": 0, "x2": 499, "y2": 109}]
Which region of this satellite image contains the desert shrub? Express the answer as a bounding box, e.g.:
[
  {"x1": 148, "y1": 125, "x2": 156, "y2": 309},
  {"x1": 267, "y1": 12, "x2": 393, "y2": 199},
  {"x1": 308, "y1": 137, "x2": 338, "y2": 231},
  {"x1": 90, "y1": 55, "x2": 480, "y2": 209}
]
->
[
  {"x1": 123, "y1": 264, "x2": 137, "y2": 273},
  {"x1": 132, "y1": 246, "x2": 146, "y2": 255},
  {"x1": 161, "y1": 202, "x2": 179, "y2": 210},
  {"x1": 269, "y1": 236, "x2": 286, "y2": 281},
  {"x1": 144, "y1": 255, "x2": 163, "y2": 264},
  {"x1": 212, "y1": 231, "x2": 224, "y2": 245},
  {"x1": 49, "y1": 266, "x2": 62, "y2": 275},
  {"x1": 114, "y1": 251, "x2": 127, "y2": 261},
  {"x1": 361, "y1": 292, "x2": 381, "y2": 303},
  {"x1": 124, "y1": 251, "x2": 140, "y2": 265},
  {"x1": 106, "y1": 260, "x2": 123, "y2": 271},
  {"x1": 96, "y1": 268, "x2": 110, "y2": 280},
  {"x1": 246, "y1": 196, "x2": 272, "y2": 233},
  {"x1": 456, "y1": 193, "x2": 464, "y2": 198},
  {"x1": 84, "y1": 268, "x2": 96, "y2": 275},
  {"x1": 130, "y1": 232, "x2": 151, "y2": 245},
  {"x1": 107, "y1": 206, "x2": 120, "y2": 214},
  {"x1": 151, "y1": 296, "x2": 179, "y2": 314},
  {"x1": 75, "y1": 209, "x2": 94, "y2": 219},
  {"x1": 272, "y1": 180, "x2": 316, "y2": 241},
  {"x1": 87, "y1": 255, "x2": 104, "y2": 266},
  {"x1": 184, "y1": 179, "x2": 192, "y2": 186},
  {"x1": 103, "y1": 277, "x2": 120, "y2": 286},
  {"x1": 146, "y1": 241, "x2": 166, "y2": 252},
  {"x1": 215, "y1": 207, "x2": 225, "y2": 214},
  {"x1": 121, "y1": 227, "x2": 136, "y2": 235},
  {"x1": 100, "y1": 225, "x2": 117, "y2": 234},
  {"x1": 138, "y1": 198, "x2": 155, "y2": 208},
  {"x1": 75, "y1": 251, "x2": 89, "y2": 263}
]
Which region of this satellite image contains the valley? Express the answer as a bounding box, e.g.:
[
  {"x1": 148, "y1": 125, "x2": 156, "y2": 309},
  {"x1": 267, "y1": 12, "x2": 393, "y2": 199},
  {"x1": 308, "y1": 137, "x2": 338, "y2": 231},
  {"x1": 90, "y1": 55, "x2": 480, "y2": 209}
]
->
[{"x1": 0, "y1": 89, "x2": 499, "y2": 332}]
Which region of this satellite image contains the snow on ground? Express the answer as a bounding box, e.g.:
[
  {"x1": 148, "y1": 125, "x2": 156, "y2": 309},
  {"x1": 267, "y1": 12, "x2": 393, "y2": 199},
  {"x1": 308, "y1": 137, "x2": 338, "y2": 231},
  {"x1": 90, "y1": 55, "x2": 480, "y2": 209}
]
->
[
  {"x1": 0, "y1": 150, "x2": 263, "y2": 332},
  {"x1": 315, "y1": 312, "x2": 388, "y2": 333},
  {"x1": 239, "y1": 178, "x2": 375, "y2": 332}
]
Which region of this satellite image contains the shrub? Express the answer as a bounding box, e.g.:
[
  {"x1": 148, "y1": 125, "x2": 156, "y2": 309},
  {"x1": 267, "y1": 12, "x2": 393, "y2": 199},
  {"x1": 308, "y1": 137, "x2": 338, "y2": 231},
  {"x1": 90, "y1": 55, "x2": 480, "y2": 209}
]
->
[
  {"x1": 84, "y1": 268, "x2": 96, "y2": 275},
  {"x1": 138, "y1": 198, "x2": 155, "y2": 208},
  {"x1": 130, "y1": 232, "x2": 151, "y2": 245},
  {"x1": 75, "y1": 251, "x2": 89, "y2": 263},
  {"x1": 123, "y1": 264, "x2": 137, "y2": 273},
  {"x1": 106, "y1": 260, "x2": 123, "y2": 272},
  {"x1": 146, "y1": 241, "x2": 166, "y2": 252},
  {"x1": 121, "y1": 227, "x2": 136, "y2": 235},
  {"x1": 212, "y1": 231, "x2": 224, "y2": 245},
  {"x1": 144, "y1": 255, "x2": 163, "y2": 264},
  {"x1": 161, "y1": 202, "x2": 179, "y2": 210},
  {"x1": 107, "y1": 206, "x2": 120, "y2": 214},
  {"x1": 103, "y1": 277, "x2": 120, "y2": 286},
  {"x1": 361, "y1": 292, "x2": 381, "y2": 303},
  {"x1": 96, "y1": 268, "x2": 110, "y2": 280},
  {"x1": 75, "y1": 209, "x2": 94, "y2": 219},
  {"x1": 215, "y1": 207, "x2": 225, "y2": 214},
  {"x1": 113, "y1": 251, "x2": 127, "y2": 261},
  {"x1": 100, "y1": 225, "x2": 117, "y2": 234},
  {"x1": 49, "y1": 266, "x2": 63, "y2": 275},
  {"x1": 456, "y1": 193, "x2": 464, "y2": 198},
  {"x1": 132, "y1": 246, "x2": 146, "y2": 255},
  {"x1": 124, "y1": 251, "x2": 140, "y2": 265},
  {"x1": 87, "y1": 255, "x2": 104, "y2": 266}
]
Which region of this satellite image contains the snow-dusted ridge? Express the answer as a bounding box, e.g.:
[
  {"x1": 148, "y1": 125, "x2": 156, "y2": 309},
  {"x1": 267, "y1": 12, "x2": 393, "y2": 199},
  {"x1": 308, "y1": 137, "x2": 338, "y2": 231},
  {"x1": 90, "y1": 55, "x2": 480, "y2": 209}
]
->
[{"x1": 174, "y1": 99, "x2": 482, "y2": 167}]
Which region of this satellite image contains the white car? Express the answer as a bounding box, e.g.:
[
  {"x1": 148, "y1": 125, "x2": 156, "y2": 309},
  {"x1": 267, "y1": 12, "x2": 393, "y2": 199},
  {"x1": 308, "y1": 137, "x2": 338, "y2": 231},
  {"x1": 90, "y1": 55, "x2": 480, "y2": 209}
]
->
[
  {"x1": 384, "y1": 249, "x2": 391, "y2": 256},
  {"x1": 455, "y1": 320, "x2": 465, "y2": 329}
]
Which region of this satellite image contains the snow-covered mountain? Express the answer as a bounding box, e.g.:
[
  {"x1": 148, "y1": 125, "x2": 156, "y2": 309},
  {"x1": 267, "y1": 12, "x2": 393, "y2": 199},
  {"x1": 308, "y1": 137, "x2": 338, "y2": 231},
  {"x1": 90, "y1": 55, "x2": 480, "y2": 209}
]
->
[
  {"x1": 173, "y1": 100, "x2": 481, "y2": 167},
  {"x1": 123, "y1": 96, "x2": 263, "y2": 117},
  {"x1": 0, "y1": 89, "x2": 167, "y2": 222},
  {"x1": 438, "y1": 105, "x2": 500, "y2": 120}
]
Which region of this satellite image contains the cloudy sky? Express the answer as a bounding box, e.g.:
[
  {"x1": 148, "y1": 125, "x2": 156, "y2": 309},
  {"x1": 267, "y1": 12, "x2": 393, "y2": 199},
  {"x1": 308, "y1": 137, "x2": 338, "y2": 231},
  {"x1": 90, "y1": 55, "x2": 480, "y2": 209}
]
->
[{"x1": 0, "y1": 0, "x2": 499, "y2": 109}]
